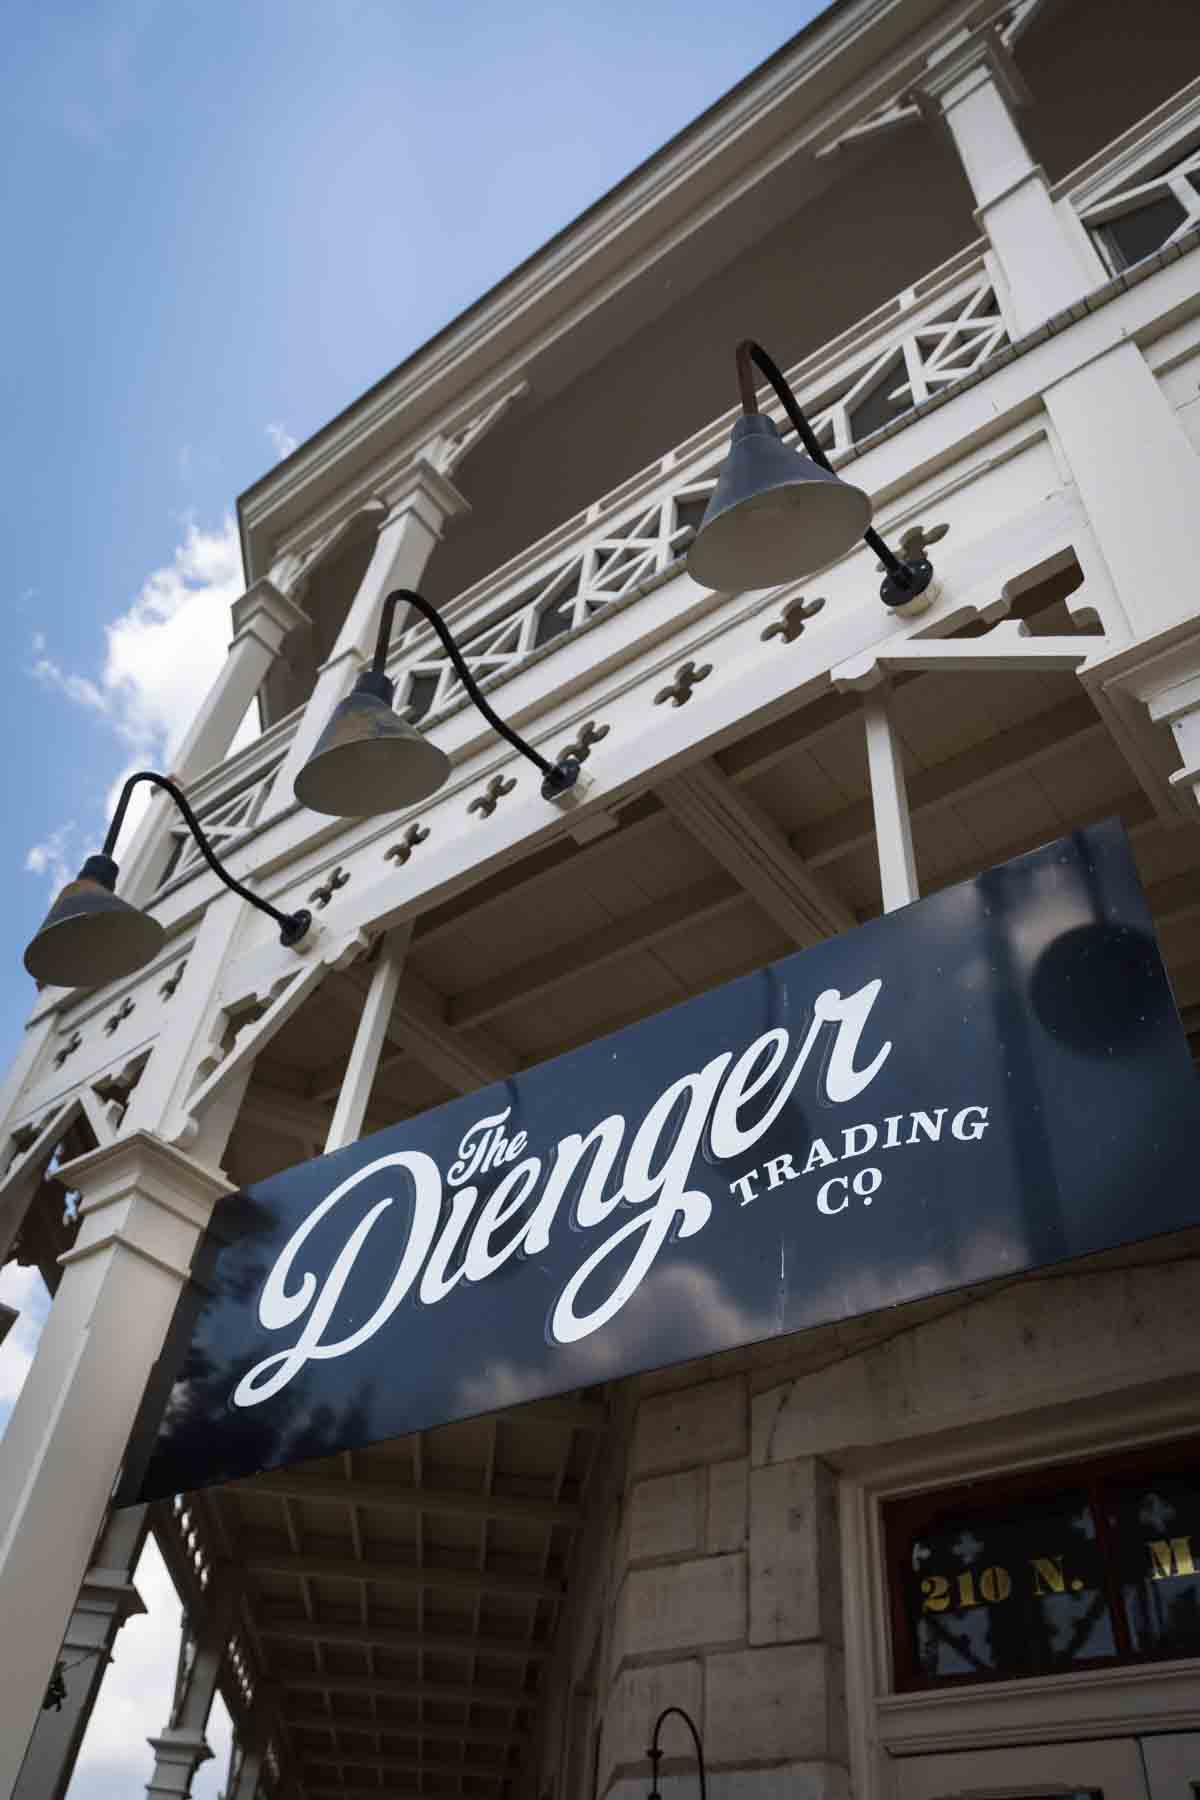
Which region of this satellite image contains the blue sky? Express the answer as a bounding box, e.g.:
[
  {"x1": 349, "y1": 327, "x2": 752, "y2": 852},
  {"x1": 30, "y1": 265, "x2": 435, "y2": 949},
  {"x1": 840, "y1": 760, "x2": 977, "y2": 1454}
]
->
[{"x1": 1, "y1": 2, "x2": 827, "y2": 1792}]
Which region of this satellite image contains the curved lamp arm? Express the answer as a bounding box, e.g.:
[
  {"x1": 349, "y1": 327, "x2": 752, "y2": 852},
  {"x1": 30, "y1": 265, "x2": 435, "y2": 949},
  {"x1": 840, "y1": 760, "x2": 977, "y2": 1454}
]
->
[
  {"x1": 373, "y1": 590, "x2": 581, "y2": 799},
  {"x1": 647, "y1": 1705, "x2": 708, "y2": 1800},
  {"x1": 105, "y1": 772, "x2": 311, "y2": 947},
  {"x1": 735, "y1": 338, "x2": 934, "y2": 607}
]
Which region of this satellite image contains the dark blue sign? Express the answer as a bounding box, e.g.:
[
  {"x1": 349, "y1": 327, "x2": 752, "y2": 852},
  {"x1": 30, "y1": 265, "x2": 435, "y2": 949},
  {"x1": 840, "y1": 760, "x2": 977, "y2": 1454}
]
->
[{"x1": 119, "y1": 821, "x2": 1200, "y2": 1503}]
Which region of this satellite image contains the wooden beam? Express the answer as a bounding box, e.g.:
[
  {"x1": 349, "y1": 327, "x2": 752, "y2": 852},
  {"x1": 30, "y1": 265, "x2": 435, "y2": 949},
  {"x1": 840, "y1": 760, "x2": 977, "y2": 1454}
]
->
[
  {"x1": 242, "y1": 1470, "x2": 581, "y2": 1527},
  {"x1": 863, "y1": 689, "x2": 918, "y2": 912},
  {"x1": 305, "y1": 1789, "x2": 475, "y2": 1800},
  {"x1": 282, "y1": 1673, "x2": 534, "y2": 1710},
  {"x1": 833, "y1": 621, "x2": 1094, "y2": 686},
  {"x1": 284, "y1": 1713, "x2": 526, "y2": 1747},
  {"x1": 325, "y1": 927, "x2": 412, "y2": 1151},
  {"x1": 414, "y1": 804, "x2": 665, "y2": 951},
  {"x1": 447, "y1": 875, "x2": 744, "y2": 1029},
  {"x1": 300, "y1": 1751, "x2": 508, "y2": 1779},
  {"x1": 255, "y1": 1618, "x2": 547, "y2": 1662},
  {"x1": 656, "y1": 758, "x2": 854, "y2": 945},
  {"x1": 797, "y1": 694, "x2": 1104, "y2": 869},
  {"x1": 244, "y1": 1547, "x2": 560, "y2": 1600},
  {"x1": 238, "y1": 1083, "x2": 333, "y2": 1148},
  {"x1": 329, "y1": 966, "x2": 512, "y2": 1095},
  {"x1": 922, "y1": 792, "x2": 1157, "y2": 903},
  {"x1": 1145, "y1": 869, "x2": 1200, "y2": 926}
]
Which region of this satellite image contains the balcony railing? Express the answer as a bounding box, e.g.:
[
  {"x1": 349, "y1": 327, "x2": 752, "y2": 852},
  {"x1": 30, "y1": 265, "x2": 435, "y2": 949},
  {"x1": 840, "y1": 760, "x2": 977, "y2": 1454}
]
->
[
  {"x1": 389, "y1": 243, "x2": 1009, "y2": 728},
  {"x1": 1060, "y1": 75, "x2": 1200, "y2": 275},
  {"x1": 150, "y1": 84, "x2": 1200, "y2": 897}
]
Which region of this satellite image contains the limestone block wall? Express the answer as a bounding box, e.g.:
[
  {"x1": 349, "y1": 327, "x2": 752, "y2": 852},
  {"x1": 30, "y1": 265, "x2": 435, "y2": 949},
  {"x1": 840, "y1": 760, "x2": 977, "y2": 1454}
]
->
[{"x1": 582, "y1": 1371, "x2": 850, "y2": 1800}]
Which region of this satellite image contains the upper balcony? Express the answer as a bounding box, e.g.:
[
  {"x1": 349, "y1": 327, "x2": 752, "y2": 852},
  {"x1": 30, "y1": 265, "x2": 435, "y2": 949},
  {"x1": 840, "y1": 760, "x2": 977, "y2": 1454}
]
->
[{"x1": 148, "y1": 74, "x2": 1200, "y2": 911}]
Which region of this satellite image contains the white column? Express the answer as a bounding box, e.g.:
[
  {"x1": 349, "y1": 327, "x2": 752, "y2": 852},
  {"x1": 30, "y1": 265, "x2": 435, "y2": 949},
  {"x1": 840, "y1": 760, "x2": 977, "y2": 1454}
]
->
[
  {"x1": 919, "y1": 33, "x2": 1098, "y2": 334},
  {"x1": 268, "y1": 459, "x2": 469, "y2": 808},
  {"x1": 12, "y1": 1506, "x2": 148, "y2": 1800},
  {"x1": 863, "y1": 690, "x2": 919, "y2": 913},
  {"x1": 120, "y1": 581, "x2": 309, "y2": 905},
  {"x1": 222, "y1": 1684, "x2": 279, "y2": 1800},
  {"x1": 0, "y1": 1135, "x2": 232, "y2": 1796},
  {"x1": 920, "y1": 34, "x2": 1200, "y2": 642},
  {"x1": 324, "y1": 924, "x2": 411, "y2": 1153},
  {"x1": 145, "y1": 1575, "x2": 238, "y2": 1800},
  {"x1": 1042, "y1": 349, "x2": 1200, "y2": 640}
]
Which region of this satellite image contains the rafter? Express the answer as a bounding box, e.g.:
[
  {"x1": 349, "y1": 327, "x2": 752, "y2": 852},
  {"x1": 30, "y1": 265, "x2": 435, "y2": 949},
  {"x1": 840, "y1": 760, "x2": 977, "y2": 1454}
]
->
[
  {"x1": 244, "y1": 1470, "x2": 581, "y2": 1527},
  {"x1": 656, "y1": 758, "x2": 854, "y2": 945},
  {"x1": 447, "y1": 874, "x2": 744, "y2": 1029},
  {"x1": 282, "y1": 1673, "x2": 534, "y2": 1710},
  {"x1": 285, "y1": 1713, "x2": 526, "y2": 1748},
  {"x1": 797, "y1": 693, "x2": 1105, "y2": 869},
  {"x1": 243, "y1": 1546, "x2": 560, "y2": 1600},
  {"x1": 300, "y1": 1750, "x2": 509, "y2": 1780},
  {"x1": 327, "y1": 967, "x2": 512, "y2": 1095},
  {"x1": 255, "y1": 1618, "x2": 548, "y2": 1662}
]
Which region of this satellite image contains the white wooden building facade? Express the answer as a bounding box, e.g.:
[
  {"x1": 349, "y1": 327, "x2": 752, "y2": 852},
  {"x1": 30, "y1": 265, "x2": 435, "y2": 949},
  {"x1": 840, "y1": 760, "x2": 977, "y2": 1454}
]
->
[{"x1": 3, "y1": 0, "x2": 1200, "y2": 1796}]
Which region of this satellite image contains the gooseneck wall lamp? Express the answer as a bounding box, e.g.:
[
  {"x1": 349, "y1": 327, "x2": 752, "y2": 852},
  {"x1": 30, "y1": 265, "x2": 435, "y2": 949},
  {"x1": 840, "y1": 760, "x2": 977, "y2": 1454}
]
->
[
  {"x1": 23, "y1": 773, "x2": 312, "y2": 989},
  {"x1": 688, "y1": 338, "x2": 936, "y2": 611},
  {"x1": 25, "y1": 338, "x2": 933, "y2": 988},
  {"x1": 647, "y1": 1706, "x2": 707, "y2": 1800},
  {"x1": 294, "y1": 588, "x2": 583, "y2": 818}
]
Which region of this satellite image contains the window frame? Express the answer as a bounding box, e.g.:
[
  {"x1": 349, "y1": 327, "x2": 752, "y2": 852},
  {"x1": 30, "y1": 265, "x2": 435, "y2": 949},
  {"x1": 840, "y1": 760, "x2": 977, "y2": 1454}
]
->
[{"x1": 883, "y1": 1437, "x2": 1200, "y2": 1694}]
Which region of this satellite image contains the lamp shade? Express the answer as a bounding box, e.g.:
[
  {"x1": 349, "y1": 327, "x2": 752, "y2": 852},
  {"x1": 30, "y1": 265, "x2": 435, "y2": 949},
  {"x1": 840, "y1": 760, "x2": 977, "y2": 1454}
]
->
[
  {"x1": 688, "y1": 414, "x2": 872, "y2": 592},
  {"x1": 23, "y1": 854, "x2": 166, "y2": 988},
  {"x1": 294, "y1": 670, "x2": 451, "y2": 817}
]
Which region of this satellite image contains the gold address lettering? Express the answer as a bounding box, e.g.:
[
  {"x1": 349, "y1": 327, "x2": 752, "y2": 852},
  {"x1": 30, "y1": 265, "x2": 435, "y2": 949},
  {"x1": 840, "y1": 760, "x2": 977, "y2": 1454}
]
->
[
  {"x1": 1031, "y1": 1554, "x2": 1066, "y2": 1596},
  {"x1": 980, "y1": 1566, "x2": 1012, "y2": 1602},
  {"x1": 921, "y1": 1575, "x2": 950, "y2": 1612},
  {"x1": 1149, "y1": 1536, "x2": 1196, "y2": 1580}
]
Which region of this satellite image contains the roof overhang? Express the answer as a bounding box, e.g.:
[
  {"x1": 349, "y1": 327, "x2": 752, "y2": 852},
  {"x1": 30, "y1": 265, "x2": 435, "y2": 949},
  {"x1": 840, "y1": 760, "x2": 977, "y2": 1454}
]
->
[{"x1": 235, "y1": 0, "x2": 993, "y2": 581}]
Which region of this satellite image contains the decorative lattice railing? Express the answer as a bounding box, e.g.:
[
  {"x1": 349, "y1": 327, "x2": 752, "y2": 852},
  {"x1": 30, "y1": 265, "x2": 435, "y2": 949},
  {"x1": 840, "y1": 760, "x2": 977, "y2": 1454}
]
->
[
  {"x1": 1060, "y1": 78, "x2": 1200, "y2": 277},
  {"x1": 390, "y1": 249, "x2": 1009, "y2": 726}
]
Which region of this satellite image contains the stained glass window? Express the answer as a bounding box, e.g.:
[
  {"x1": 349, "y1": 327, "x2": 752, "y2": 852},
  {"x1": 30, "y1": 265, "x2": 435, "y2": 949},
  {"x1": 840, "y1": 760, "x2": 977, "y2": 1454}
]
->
[{"x1": 886, "y1": 1441, "x2": 1200, "y2": 1689}]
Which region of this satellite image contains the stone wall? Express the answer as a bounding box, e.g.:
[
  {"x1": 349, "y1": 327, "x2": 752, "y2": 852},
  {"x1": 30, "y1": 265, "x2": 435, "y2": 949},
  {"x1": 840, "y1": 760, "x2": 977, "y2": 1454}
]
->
[
  {"x1": 597, "y1": 1373, "x2": 848, "y2": 1800},
  {"x1": 534, "y1": 1255, "x2": 1200, "y2": 1800}
]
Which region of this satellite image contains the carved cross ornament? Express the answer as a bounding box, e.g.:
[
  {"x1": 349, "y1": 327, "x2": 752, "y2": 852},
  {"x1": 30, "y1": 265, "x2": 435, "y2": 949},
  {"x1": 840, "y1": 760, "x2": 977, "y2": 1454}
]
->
[
  {"x1": 762, "y1": 596, "x2": 826, "y2": 645},
  {"x1": 877, "y1": 521, "x2": 949, "y2": 571},
  {"x1": 160, "y1": 961, "x2": 188, "y2": 1001},
  {"x1": 104, "y1": 997, "x2": 136, "y2": 1037},
  {"x1": 655, "y1": 660, "x2": 713, "y2": 708},
  {"x1": 53, "y1": 1031, "x2": 82, "y2": 1070},
  {"x1": 558, "y1": 719, "x2": 610, "y2": 765},
  {"x1": 309, "y1": 865, "x2": 351, "y2": 910},
  {"x1": 468, "y1": 774, "x2": 517, "y2": 820},
  {"x1": 385, "y1": 823, "x2": 430, "y2": 866}
]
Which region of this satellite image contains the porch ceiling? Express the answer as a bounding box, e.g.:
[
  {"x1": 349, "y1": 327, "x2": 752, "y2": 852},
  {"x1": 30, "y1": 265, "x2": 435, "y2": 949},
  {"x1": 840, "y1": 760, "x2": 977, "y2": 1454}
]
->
[{"x1": 231, "y1": 564, "x2": 1200, "y2": 1191}]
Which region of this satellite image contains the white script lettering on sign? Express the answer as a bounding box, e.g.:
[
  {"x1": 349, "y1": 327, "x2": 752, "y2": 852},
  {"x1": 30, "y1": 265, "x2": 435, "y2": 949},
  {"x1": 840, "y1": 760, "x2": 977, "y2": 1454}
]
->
[{"x1": 232, "y1": 980, "x2": 925, "y2": 1408}]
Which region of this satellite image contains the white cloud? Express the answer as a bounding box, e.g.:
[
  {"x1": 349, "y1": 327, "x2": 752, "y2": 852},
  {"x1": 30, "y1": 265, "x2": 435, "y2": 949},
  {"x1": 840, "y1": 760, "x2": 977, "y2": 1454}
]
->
[
  {"x1": 265, "y1": 422, "x2": 298, "y2": 460},
  {"x1": 25, "y1": 515, "x2": 255, "y2": 868},
  {"x1": 0, "y1": 1261, "x2": 51, "y2": 1433},
  {"x1": 24, "y1": 824, "x2": 79, "y2": 893}
]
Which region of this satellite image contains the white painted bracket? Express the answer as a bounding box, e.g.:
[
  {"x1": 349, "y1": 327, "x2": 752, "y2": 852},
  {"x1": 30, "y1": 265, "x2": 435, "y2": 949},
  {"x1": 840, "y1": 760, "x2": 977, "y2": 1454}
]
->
[{"x1": 832, "y1": 620, "x2": 1097, "y2": 692}]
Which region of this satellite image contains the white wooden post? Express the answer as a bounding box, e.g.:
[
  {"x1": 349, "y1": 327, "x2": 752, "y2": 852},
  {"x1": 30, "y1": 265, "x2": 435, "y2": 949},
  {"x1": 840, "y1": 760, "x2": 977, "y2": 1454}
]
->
[
  {"x1": 0, "y1": 1136, "x2": 232, "y2": 1796},
  {"x1": 222, "y1": 1683, "x2": 279, "y2": 1800},
  {"x1": 11, "y1": 1505, "x2": 148, "y2": 1800},
  {"x1": 145, "y1": 1574, "x2": 238, "y2": 1800},
  {"x1": 918, "y1": 35, "x2": 1097, "y2": 334},
  {"x1": 324, "y1": 925, "x2": 412, "y2": 1153},
  {"x1": 863, "y1": 690, "x2": 919, "y2": 913},
  {"x1": 120, "y1": 582, "x2": 309, "y2": 905},
  {"x1": 268, "y1": 460, "x2": 469, "y2": 810}
]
